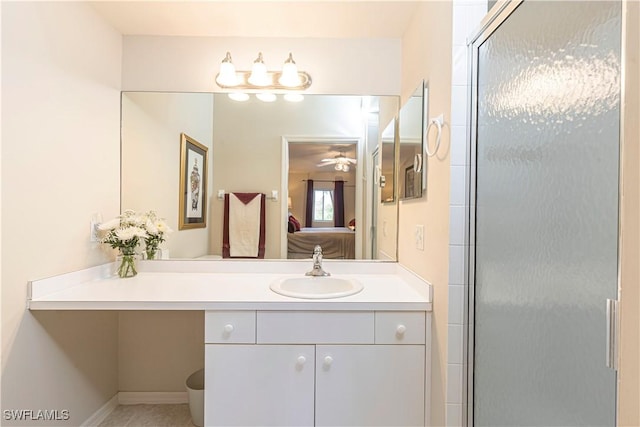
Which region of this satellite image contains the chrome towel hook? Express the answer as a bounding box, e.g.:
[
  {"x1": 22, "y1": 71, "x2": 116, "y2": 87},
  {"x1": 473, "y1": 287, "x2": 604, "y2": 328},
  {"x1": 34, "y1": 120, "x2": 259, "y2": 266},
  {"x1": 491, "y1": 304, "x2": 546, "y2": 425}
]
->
[{"x1": 425, "y1": 114, "x2": 444, "y2": 157}]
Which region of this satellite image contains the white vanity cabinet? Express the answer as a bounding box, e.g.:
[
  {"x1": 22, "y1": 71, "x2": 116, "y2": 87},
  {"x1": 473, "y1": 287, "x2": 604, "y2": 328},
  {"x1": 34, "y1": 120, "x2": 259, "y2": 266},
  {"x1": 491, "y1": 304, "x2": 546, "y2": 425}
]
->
[
  {"x1": 205, "y1": 344, "x2": 315, "y2": 426},
  {"x1": 315, "y1": 345, "x2": 425, "y2": 427},
  {"x1": 204, "y1": 310, "x2": 430, "y2": 427}
]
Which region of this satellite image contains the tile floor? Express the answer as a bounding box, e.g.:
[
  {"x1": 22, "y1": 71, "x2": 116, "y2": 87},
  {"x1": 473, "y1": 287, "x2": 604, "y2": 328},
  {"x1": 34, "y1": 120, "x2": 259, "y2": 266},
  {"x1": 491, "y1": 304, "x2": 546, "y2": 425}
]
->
[{"x1": 98, "y1": 404, "x2": 197, "y2": 427}]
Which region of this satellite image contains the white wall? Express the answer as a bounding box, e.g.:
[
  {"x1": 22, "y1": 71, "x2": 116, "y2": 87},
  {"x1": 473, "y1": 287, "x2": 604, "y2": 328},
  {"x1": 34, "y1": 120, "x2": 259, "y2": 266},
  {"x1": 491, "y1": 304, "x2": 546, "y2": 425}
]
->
[
  {"x1": 122, "y1": 36, "x2": 401, "y2": 95},
  {"x1": 1, "y1": 2, "x2": 122, "y2": 425},
  {"x1": 121, "y1": 92, "x2": 214, "y2": 258}
]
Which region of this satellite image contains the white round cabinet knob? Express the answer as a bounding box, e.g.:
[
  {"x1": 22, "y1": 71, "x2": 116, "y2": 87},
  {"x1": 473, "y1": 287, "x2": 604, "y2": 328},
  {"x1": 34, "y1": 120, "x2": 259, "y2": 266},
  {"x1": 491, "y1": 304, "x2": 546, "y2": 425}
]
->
[
  {"x1": 223, "y1": 324, "x2": 234, "y2": 333},
  {"x1": 323, "y1": 356, "x2": 333, "y2": 366},
  {"x1": 396, "y1": 324, "x2": 407, "y2": 335},
  {"x1": 297, "y1": 356, "x2": 307, "y2": 365}
]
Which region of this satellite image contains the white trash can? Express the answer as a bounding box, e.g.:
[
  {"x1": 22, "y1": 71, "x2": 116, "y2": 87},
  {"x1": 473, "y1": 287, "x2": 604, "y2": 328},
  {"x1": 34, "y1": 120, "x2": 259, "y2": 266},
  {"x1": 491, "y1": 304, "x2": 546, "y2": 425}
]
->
[{"x1": 186, "y1": 369, "x2": 204, "y2": 427}]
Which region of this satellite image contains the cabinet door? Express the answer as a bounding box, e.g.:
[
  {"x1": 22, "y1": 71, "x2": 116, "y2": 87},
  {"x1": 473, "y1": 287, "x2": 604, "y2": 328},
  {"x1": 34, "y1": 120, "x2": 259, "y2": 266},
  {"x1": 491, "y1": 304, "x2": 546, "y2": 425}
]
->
[
  {"x1": 316, "y1": 345, "x2": 425, "y2": 427},
  {"x1": 205, "y1": 345, "x2": 314, "y2": 427}
]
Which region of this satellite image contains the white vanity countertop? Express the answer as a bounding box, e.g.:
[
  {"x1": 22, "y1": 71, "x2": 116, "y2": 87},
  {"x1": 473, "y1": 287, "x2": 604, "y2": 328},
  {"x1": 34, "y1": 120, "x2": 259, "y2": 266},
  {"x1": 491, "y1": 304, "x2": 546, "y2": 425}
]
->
[{"x1": 28, "y1": 260, "x2": 432, "y2": 311}]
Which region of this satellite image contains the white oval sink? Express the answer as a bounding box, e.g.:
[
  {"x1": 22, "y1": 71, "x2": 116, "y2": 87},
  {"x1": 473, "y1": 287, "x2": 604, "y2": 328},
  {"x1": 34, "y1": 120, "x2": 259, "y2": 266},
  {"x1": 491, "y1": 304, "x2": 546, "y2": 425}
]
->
[{"x1": 270, "y1": 276, "x2": 364, "y2": 299}]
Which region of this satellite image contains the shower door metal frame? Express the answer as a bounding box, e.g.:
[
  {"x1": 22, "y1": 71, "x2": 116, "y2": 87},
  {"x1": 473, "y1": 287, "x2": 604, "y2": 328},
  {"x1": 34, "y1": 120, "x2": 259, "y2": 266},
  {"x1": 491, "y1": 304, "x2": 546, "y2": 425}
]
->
[
  {"x1": 464, "y1": 3, "x2": 525, "y2": 424},
  {"x1": 463, "y1": 0, "x2": 625, "y2": 425}
]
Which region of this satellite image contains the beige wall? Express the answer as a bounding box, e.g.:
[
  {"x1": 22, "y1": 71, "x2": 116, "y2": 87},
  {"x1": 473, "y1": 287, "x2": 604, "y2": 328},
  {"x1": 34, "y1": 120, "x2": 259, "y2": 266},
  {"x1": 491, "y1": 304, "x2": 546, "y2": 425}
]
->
[
  {"x1": 399, "y1": 2, "x2": 453, "y2": 426},
  {"x1": 288, "y1": 172, "x2": 308, "y2": 221},
  {"x1": 118, "y1": 311, "x2": 204, "y2": 392},
  {"x1": 121, "y1": 92, "x2": 214, "y2": 258},
  {"x1": 618, "y1": 1, "x2": 640, "y2": 424},
  {"x1": 1, "y1": 2, "x2": 122, "y2": 425}
]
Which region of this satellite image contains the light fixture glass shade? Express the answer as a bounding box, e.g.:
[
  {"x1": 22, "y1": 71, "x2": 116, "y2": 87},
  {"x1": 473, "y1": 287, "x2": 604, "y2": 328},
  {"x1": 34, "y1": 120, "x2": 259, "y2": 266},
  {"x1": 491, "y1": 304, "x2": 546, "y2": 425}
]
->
[
  {"x1": 228, "y1": 92, "x2": 249, "y2": 102},
  {"x1": 216, "y1": 52, "x2": 238, "y2": 86},
  {"x1": 343, "y1": 164, "x2": 350, "y2": 172},
  {"x1": 284, "y1": 93, "x2": 304, "y2": 103},
  {"x1": 256, "y1": 92, "x2": 277, "y2": 102},
  {"x1": 279, "y1": 53, "x2": 301, "y2": 87},
  {"x1": 248, "y1": 53, "x2": 270, "y2": 86}
]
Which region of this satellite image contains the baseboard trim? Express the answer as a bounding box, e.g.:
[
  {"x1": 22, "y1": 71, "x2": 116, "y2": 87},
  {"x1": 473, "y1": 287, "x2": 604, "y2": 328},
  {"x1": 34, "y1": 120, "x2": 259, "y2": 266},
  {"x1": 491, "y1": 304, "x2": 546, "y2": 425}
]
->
[
  {"x1": 118, "y1": 391, "x2": 189, "y2": 405},
  {"x1": 79, "y1": 392, "x2": 189, "y2": 426},
  {"x1": 80, "y1": 394, "x2": 119, "y2": 427}
]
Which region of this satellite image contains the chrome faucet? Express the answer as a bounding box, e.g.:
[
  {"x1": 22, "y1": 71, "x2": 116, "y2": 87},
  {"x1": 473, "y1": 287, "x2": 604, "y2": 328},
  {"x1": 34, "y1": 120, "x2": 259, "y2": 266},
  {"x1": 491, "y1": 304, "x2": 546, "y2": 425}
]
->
[{"x1": 306, "y1": 245, "x2": 330, "y2": 277}]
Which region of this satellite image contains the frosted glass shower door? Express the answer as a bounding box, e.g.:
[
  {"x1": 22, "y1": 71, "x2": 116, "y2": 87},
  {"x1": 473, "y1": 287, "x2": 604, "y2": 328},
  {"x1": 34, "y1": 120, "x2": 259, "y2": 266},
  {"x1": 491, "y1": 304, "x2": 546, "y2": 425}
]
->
[{"x1": 472, "y1": 1, "x2": 620, "y2": 426}]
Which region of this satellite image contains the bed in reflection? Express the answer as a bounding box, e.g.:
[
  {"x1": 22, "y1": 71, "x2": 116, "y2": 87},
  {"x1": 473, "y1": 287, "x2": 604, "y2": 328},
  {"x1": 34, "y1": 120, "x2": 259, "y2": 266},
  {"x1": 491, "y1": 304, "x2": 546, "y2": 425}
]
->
[{"x1": 287, "y1": 227, "x2": 356, "y2": 259}]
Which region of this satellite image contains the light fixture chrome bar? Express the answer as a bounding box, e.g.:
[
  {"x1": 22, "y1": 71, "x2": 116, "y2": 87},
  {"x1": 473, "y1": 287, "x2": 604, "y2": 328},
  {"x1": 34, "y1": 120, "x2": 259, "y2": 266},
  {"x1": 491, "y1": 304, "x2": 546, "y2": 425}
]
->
[{"x1": 215, "y1": 52, "x2": 312, "y2": 91}]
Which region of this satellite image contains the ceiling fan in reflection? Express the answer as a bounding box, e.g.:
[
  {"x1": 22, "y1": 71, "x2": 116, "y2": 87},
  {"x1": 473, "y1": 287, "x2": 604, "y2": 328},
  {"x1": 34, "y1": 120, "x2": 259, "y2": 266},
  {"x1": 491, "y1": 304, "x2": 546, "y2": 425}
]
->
[{"x1": 317, "y1": 154, "x2": 357, "y2": 172}]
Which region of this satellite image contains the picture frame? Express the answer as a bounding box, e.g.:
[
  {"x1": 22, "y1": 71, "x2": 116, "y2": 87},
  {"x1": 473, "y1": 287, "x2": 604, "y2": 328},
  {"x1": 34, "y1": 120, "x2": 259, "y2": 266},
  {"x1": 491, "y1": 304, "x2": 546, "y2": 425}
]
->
[
  {"x1": 179, "y1": 133, "x2": 208, "y2": 230},
  {"x1": 404, "y1": 165, "x2": 415, "y2": 199}
]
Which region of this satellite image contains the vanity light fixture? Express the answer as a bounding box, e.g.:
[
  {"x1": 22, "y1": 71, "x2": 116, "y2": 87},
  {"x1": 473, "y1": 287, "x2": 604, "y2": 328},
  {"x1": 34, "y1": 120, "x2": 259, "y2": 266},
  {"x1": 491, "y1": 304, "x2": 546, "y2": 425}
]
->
[
  {"x1": 228, "y1": 92, "x2": 250, "y2": 102},
  {"x1": 284, "y1": 93, "x2": 304, "y2": 103},
  {"x1": 279, "y1": 53, "x2": 301, "y2": 87},
  {"x1": 216, "y1": 52, "x2": 238, "y2": 86},
  {"x1": 248, "y1": 53, "x2": 270, "y2": 86},
  {"x1": 256, "y1": 92, "x2": 277, "y2": 103},
  {"x1": 215, "y1": 51, "x2": 312, "y2": 92}
]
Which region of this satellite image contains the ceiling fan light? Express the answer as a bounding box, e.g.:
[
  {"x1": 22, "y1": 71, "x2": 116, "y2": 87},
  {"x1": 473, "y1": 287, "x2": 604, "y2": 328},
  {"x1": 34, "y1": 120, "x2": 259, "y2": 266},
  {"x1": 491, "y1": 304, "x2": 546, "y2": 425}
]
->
[
  {"x1": 343, "y1": 164, "x2": 350, "y2": 172},
  {"x1": 248, "y1": 52, "x2": 270, "y2": 86},
  {"x1": 216, "y1": 52, "x2": 238, "y2": 86},
  {"x1": 279, "y1": 53, "x2": 301, "y2": 87}
]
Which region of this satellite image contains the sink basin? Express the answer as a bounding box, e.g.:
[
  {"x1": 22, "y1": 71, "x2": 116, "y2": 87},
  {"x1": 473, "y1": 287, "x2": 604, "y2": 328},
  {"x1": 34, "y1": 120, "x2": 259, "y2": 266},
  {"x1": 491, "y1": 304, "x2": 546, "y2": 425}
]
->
[{"x1": 270, "y1": 276, "x2": 364, "y2": 299}]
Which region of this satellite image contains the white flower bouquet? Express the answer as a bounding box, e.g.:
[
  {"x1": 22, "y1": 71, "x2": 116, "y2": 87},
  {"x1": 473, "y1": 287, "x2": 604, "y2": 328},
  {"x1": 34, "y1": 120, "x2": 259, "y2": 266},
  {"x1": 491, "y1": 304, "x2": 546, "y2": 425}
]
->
[
  {"x1": 99, "y1": 210, "x2": 148, "y2": 278},
  {"x1": 99, "y1": 210, "x2": 173, "y2": 277},
  {"x1": 141, "y1": 210, "x2": 172, "y2": 260}
]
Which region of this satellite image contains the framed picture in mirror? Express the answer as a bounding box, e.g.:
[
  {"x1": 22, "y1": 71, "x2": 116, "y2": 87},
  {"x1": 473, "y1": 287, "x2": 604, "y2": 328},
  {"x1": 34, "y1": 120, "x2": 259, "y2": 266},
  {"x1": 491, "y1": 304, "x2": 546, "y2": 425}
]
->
[
  {"x1": 404, "y1": 166, "x2": 415, "y2": 199},
  {"x1": 398, "y1": 80, "x2": 425, "y2": 200},
  {"x1": 179, "y1": 133, "x2": 208, "y2": 230}
]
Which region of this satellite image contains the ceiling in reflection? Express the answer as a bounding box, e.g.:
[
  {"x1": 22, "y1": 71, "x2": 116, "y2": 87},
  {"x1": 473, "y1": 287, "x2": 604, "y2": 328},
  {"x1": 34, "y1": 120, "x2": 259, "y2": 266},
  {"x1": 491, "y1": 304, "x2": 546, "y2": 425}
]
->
[{"x1": 289, "y1": 143, "x2": 357, "y2": 174}]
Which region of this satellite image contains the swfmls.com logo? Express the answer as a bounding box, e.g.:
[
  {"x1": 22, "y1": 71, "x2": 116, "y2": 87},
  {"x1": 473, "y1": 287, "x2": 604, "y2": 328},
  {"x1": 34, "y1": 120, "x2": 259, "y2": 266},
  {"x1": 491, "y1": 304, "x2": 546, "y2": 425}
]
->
[{"x1": 3, "y1": 409, "x2": 70, "y2": 421}]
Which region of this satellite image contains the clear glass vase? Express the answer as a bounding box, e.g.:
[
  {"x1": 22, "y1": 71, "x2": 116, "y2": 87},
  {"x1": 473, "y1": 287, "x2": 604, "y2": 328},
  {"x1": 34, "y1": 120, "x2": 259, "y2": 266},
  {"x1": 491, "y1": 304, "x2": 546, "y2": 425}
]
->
[
  {"x1": 145, "y1": 246, "x2": 158, "y2": 260},
  {"x1": 116, "y1": 248, "x2": 138, "y2": 278}
]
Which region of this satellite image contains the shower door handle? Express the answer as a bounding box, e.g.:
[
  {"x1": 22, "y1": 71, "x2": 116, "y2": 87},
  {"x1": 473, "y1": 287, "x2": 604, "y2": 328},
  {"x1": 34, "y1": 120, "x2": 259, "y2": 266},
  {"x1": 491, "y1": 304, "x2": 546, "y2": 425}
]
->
[{"x1": 605, "y1": 298, "x2": 619, "y2": 370}]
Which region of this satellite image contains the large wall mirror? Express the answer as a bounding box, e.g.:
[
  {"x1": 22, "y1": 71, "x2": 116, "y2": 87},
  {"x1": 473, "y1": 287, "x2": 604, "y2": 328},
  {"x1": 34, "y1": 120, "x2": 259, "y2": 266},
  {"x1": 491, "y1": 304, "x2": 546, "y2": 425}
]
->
[
  {"x1": 399, "y1": 81, "x2": 426, "y2": 200},
  {"x1": 121, "y1": 92, "x2": 399, "y2": 261}
]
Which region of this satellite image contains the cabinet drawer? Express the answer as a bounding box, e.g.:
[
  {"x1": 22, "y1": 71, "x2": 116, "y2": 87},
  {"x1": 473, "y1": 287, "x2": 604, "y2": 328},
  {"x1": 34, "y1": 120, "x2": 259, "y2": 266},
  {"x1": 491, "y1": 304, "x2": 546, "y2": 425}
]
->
[
  {"x1": 257, "y1": 311, "x2": 374, "y2": 344},
  {"x1": 205, "y1": 311, "x2": 256, "y2": 343},
  {"x1": 375, "y1": 311, "x2": 426, "y2": 344}
]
